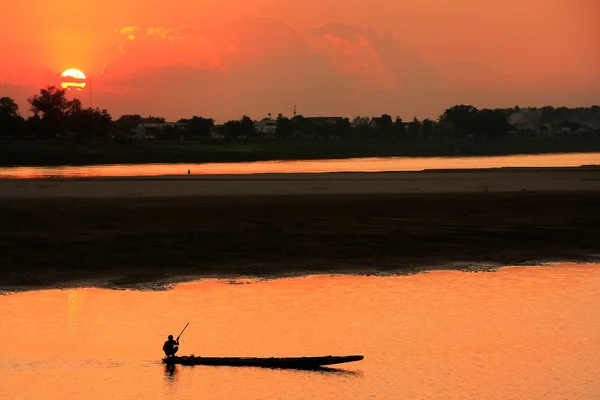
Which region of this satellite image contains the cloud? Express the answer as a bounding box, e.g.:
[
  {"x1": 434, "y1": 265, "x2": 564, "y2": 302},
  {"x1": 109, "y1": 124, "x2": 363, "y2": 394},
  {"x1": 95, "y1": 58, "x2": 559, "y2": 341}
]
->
[
  {"x1": 87, "y1": 17, "x2": 595, "y2": 122},
  {"x1": 96, "y1": 18, "x2": 357, "y2": 120},
  {"x1": 146, "y1": 26, "x2": 206, "y2": 42},
  {"x1": 112, "y1": 18, "x2": 317, "y2": 73},
  {"x1": 97, "y1": 18, "x2": 467, "y2": 120},
  {"x1": 309, "y1": 22, "x2": 443, "y2": 95},
  {"x1": 116, "y1": 26, "x2": 138, "y2": 40}
]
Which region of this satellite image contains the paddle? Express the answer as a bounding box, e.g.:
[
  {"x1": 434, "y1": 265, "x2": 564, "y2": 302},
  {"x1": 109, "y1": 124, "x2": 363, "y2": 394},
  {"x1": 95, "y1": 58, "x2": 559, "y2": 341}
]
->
[{"x1": 177, "y1": 322, "x2": 189, "y2": 342}]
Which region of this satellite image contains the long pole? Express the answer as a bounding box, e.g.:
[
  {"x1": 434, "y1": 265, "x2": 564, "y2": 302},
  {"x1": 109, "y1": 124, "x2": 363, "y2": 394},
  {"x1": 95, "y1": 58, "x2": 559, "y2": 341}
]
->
[{"x1": 177, "y1": 322, "x2": 189, "y2": 341}]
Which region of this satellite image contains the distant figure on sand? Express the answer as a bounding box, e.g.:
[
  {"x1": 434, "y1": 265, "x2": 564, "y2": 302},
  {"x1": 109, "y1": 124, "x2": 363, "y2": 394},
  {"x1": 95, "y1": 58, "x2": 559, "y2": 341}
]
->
[
  {"x1": 163, "y1": 335, "x2": 179, "y2": 358},
  {"x1": 187, "y1": 169, "x2": 191, "y2": 175}
]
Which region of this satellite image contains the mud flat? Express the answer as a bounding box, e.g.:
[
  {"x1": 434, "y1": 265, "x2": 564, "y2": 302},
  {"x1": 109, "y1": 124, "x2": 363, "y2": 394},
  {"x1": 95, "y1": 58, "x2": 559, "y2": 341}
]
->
[{"x1": 1, "y1": 167, "x2": 599, "y2": 291}]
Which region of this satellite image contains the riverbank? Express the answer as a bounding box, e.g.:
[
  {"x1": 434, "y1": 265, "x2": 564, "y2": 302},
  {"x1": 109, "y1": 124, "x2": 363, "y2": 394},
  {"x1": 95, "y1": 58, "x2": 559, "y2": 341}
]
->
[
  {"x1": 1, "y1": 167, "x2": 600, "y2": 198},
  {"x1": 1, "y1": 168, "x2": 599, "y2": 292},
  {"x1": 1, "y1": 135, "x2": 600, "y2": 166}
]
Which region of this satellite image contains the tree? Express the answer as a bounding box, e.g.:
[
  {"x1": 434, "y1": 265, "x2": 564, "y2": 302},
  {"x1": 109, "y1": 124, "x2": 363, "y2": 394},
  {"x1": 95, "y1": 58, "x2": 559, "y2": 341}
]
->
[
  {"x1": 28, "y1": 86, "x2": 77, "y2": 118},
  {"x1": 407, "y1": 117, "x2": 422, "y2": 136},
  {"x1": 475, "y1": 109, "x2": 511, "y2": 137},
  {"x1": 224, "y1": 115, "x2": 257, "y2": 138},
  {"x1": 143, "y1": 116, "x2": 166, "y2": 123},
  {"x1": 351, "y1": 116, "x2": 370, "y2": 127},
  {"x1": 240, "y1": 115, "x2": 257, "y2": 137},
  {"x1": 114, "y1": 114, "x2": 142, "y2": 141},
  {"x1": 351, "y1": 116, "x2": 373, "y2": 139},
  {"x1": 178, "y1": 116, "x2": 214, "y2": 139},
  {"x1": 421, "y1": 118, "x2": 435, "y2": 138},
  {"x1": 275, "y1": 114, "x2": 294, "y2": 138},
  {"x1": 69, "y1": 108, "x2": 112, "y2": 140},
  {"x1": 28, "y1": 86, "x2": 82, "y2": 136},
  {"x1": 115, "y1": 114, "x2": 143, "y2": 131},
  {"x1": 0, "y1": 97, "x2": 20, "y2": 118},
  {"x1": 0, "y1": 97, "x2": 25, "y2": 136},
  {"x1": 291, "y1": 115, "x2": 315, "y2": 137},
  {"x1": 376, "y1": 114, "x2": 394, "y2": 137},
  {"x1": 393, "y1": 117, "x2": 406, "y2": 137},
  {"x1": 439, "y1": 104, "x2": 479, "y2": 136},
  {"x1": 333, "y1": 118, "x2": 352, "y2": 138}
]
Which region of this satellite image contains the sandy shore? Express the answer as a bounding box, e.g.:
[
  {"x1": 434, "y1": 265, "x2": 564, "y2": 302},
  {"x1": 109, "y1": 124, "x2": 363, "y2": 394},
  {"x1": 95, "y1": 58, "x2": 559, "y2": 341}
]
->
[
  {"x1": 1, "y1": 167, "x2": 600, "y2": 198},
  {"x1": 1, "y1": 167, "x2": 599, "y2": 292}
]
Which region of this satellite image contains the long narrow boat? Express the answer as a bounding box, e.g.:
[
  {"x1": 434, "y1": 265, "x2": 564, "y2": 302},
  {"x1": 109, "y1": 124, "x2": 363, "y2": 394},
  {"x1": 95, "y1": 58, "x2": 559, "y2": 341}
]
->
[{"x1": 163, "y1": 354, "x2": 364, "y2": 369}]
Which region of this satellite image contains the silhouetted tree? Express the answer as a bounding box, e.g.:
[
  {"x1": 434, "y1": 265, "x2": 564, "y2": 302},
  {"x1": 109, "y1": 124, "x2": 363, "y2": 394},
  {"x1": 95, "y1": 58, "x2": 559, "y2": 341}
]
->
[
  {"x1": 114, "y1": 114, "x2": 142, "y2": 142},
  {"x1": 28, "y1": 86, "x2": 82, "y2": 136},
  {"x1": 351, "y1": 116, "x2": 370, "y2": 127},
  {"x1": 377, "y1": 114, "x2": 394, "y2": 137},
  {"x1": 407, "y1": 117, "x2": 422, "y2": 136},
  {"x1": 143, "y1": 116, "x2": 166, "y2": 123},
  {"x1": 115, "y1": 114, "x2": 142, "y2": 130},
  {"x1": 28, "y1": 86, "x2": 72, "y2": 119},
  {"x1": 475, "y1": 109, "x2": 511, "y2": 137},
  {"x1": 275, "y1": 114, "x2": 294, "y2": 138},
  {"x1": 240, "y1": 115, "x2": 257, "y2": 137},
  {"x1": 393, "y1": 117, "x2": 406, "y2": 137},
  {"x1": 178, "y1": 116, "x2": 214, "y2": 139},
  {"x1": 352, "y1": 116, "x2": 372, "y2": 139},
  {"x1": 160, "y1": 125, "x2": 186, "y2": 141},
  {"x1": 421, "y1": 118, "x2": 435, "y2": 138},
  {"x1": 69, "y1": 108, "x2": 113, "y2": 140},
  {"x1": 225, "y1": 115, "x2": 257, "y2": 138},
  {"x1": 439, "y1": 105, "x2": 479, "y2": 136},
  {"x1": 0, "y1": 97, "x2": 25, "y2": 136},
  {"x1": 291, "y1": 115, "x2": 313, "y2": 136},
  {"x1": 0, "y1": 97, "x2": 20, "y2": 119},
  {"x1": 333, "y1": 118, "x2": 352, "y2": 138}
]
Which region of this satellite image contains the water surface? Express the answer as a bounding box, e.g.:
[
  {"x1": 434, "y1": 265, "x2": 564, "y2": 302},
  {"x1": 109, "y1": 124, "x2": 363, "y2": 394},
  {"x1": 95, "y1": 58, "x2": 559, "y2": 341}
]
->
[
  {"x1": 1, "y1": 264, "x2": 599, "y2": 399},
  {"x1": 1, "y1": 152, "x2": 598, "y2": 179}
]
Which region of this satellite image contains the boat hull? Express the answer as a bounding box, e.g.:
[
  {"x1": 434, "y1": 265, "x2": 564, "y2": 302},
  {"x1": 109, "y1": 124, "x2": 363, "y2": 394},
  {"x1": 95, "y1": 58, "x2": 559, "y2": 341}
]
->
[{"x1": 163, "y1": 355, "x2": 364, "y2": 369}]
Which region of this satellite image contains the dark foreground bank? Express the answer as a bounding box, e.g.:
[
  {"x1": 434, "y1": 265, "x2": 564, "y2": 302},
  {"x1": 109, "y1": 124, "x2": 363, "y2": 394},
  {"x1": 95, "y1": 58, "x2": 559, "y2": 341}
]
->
[
  {"x1": 2, "y1": 136, "x2": 600, "y2": 166},
  {"x1": 1, "y1": 191, "x2": 599, "y2": 291}
]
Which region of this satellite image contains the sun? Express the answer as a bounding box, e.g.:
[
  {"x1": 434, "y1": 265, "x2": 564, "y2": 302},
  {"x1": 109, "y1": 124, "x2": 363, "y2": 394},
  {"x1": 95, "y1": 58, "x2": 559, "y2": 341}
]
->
[{"x1": 61, "y1": 68, "x2": 87, "y2": 91}]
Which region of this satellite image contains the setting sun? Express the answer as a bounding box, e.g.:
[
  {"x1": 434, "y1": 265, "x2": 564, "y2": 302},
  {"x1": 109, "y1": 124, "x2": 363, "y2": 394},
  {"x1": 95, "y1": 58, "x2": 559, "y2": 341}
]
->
[{"x1": 61, "y1": 68, "x2": 87, "y2": 91}]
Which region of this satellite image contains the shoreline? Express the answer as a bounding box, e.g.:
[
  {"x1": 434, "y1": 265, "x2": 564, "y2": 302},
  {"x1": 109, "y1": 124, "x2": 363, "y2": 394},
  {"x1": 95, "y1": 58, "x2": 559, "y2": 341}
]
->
[
  {"x1": 1, "y1": 167, "x2": 600, "y2": 198},
  {"x1": 3, "y1": 261, "x2": 598, "y2": 294}
]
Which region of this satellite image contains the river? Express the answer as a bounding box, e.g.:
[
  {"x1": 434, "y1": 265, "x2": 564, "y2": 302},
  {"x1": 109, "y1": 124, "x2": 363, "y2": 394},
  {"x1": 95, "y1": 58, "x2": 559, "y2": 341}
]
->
[
  {"x1": 1, "y1": 263, "x2": 599, "y2": 400},
  {"x1": 1, "y1": 152, "x2": 598, "y2": 179}
]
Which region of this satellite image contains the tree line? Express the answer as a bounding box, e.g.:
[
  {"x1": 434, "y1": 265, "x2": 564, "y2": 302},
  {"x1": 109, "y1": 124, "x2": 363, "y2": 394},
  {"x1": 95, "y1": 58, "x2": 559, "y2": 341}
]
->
[{"x1": 1, "y1": 86, "x2": 599, "y2": 141}]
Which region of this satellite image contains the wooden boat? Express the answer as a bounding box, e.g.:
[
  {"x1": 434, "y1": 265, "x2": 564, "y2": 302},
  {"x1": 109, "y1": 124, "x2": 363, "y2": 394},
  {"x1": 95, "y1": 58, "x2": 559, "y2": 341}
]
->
[{"x1": 162, "y1": 354, "x2": 364, "y2": 369}]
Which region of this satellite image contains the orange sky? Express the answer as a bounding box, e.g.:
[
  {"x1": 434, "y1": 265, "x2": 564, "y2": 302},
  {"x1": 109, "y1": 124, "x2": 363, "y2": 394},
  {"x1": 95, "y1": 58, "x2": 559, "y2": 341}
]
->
[{"x1": 1, "y1": 0, "x2": 599, "y2": 122}]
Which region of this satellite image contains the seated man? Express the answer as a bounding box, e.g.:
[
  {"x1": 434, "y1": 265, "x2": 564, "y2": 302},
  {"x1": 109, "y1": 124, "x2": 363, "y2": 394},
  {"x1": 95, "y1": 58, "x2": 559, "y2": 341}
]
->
[{"x1": 163, "y1": 335, "x2": 179, "y2": 358}]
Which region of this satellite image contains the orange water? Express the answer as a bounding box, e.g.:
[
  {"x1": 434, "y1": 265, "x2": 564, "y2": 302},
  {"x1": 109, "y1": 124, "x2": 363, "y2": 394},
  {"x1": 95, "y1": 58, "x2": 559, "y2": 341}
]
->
[
  {"x1": 1, "y1": 153, "x2": 598, "y2": 178},
  {"x1": 1, "y1": 264, "x2": 599, "y2": 399}
]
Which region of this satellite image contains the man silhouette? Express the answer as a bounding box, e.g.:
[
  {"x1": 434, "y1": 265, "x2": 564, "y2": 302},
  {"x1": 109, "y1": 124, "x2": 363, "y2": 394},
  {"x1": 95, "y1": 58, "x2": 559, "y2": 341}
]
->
[{"x1": 163, "y1": 335, "x2": 179, "y2": 358}]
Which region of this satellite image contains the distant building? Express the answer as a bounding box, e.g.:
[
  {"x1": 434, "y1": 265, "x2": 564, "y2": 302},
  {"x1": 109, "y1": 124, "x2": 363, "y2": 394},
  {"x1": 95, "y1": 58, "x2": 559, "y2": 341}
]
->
[
  {"x1": 254, "y1": 118, "x2": 278, "y2": 135},
  {"x1": 132, "y1": 122, "x2": 188, "y2": 139}
]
